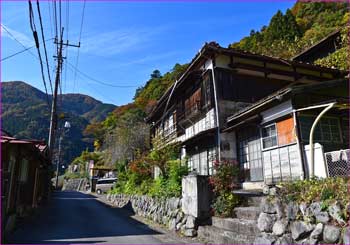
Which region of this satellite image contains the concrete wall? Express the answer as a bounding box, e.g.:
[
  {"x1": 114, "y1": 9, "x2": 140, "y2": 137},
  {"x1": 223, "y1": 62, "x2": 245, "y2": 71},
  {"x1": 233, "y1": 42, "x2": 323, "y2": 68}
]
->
[{"x1": 181, "y1": 174, "x2": 211, "y2": 220}]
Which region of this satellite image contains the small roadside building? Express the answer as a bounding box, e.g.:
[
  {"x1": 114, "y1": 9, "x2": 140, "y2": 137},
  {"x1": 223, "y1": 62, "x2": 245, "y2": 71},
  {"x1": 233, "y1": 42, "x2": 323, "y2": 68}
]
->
[
  {"x1": 1, "y1": 132, "x2": 51, "y2": 234},
  {"x1": 224, "y1": 79, "x2": 349, "y2": 189}
]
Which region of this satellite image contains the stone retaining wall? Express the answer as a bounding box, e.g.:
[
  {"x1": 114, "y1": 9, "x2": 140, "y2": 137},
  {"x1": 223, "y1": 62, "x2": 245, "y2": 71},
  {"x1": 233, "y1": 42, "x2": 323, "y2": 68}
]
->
[
  {"x1": 62, "y1": 178, "x2": 85, "y2": 191},
  {"x1": 106, "y1": 194, "x2": 198, "y2": 237},
  {"x1": 255, "y1": 197, "x2": 350, "y2": 244}
]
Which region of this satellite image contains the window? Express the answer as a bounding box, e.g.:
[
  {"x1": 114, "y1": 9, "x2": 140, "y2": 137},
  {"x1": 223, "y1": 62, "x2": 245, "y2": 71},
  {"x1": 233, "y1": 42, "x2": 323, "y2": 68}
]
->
[
  {"x1": 299, "y1": 115, "x2": 342, "y2": 143},
  {"x1": 202, "y1": 73, "x2": 213, "y2": 108},
  {"x1": 262, "y1": 124, "x2": 278, "y2": 149},
  {"x1": 185, "y1": 88, "x2": 202, "y2": 116},
  {"x1": 97, "y1": 179, "x2": 116, "y2": 184},
  {"x1": 237, "y1": 127, "x2": 264, "y2": 181}
]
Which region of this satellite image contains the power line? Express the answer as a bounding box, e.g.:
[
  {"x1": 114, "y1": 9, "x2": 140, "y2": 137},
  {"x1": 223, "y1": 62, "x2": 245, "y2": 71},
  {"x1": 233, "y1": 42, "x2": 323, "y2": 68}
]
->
[
  {"x1": 67, "y1": 61, "x2": 140, "y2": 88},
  {"x1": 1, "y1": 38, "x2": 53, "y2": 62},
  {"x1": 53, "y1": 0, "x2": 58, "y2": 54},
  {"x1": 47, "y1": 0, "x2": 53, "y2": 41},
  {"x1": 36, "y1": 0, "x2": 53, "y2": 95},
  {"x1": 63, "y1": 0, "x2": 70, "y2": 94},
  {"x1": 73, "y1": 0, "x2": 86, "y2": 93},
  {"x1": 59, "y1": 0, "x2": 62, "y2": 36},
  {"x1": 28, "y1": 0, "x2": 51, "y2": 107}
]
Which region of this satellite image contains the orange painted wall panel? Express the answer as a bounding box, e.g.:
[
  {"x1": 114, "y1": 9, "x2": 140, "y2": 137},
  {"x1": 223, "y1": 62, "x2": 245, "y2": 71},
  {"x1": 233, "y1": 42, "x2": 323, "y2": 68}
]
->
[{"x1": 277, "y1": 117, "x2": 296, "y2": 145}]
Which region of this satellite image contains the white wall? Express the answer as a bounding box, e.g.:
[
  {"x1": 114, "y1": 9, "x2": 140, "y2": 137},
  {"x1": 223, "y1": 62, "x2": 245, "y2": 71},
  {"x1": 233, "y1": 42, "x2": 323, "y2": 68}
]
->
[{"x1": 177, "y1": 108, "x2": 216, "y2": 142}]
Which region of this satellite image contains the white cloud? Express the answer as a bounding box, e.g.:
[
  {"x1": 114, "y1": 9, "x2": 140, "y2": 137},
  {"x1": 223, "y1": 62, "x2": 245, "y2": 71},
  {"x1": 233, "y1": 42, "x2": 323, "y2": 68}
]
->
[
  {"x1": 121, "y1": 51, "x2": 178, "y2": 66},
  {"x1": 78, "y1": 26, "x2": 165, "y2": 57},
  {"x1": 1, "y1": 24, "x2": 34, "y2": 47}
]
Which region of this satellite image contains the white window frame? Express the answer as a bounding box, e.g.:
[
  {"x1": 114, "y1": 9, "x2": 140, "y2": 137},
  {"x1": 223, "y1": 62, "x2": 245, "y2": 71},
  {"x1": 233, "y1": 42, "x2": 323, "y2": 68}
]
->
[
  {"x1": 261, "y1": 123, "x2": 278, "y2": 150},
  {"x1": 299, "y1": 115, "x2": 342, "y2": 143}
]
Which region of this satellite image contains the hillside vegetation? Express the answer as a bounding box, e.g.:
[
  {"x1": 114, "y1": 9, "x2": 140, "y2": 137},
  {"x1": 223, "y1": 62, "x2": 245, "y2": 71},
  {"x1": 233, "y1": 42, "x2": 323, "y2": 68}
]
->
[
  {"x1": 230, "y1": 1, "x2": 349, "y2": 69},
  {"x1": 1, "y1": 81, "x2": 116, "y2": 166}
]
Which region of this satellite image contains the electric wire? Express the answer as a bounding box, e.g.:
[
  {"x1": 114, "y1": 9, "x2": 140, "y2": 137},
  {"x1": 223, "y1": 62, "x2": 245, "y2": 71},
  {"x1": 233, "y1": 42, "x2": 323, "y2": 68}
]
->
[
  {"x1": 63, "y1": 0, "x2": 70, "y2": 94},
  {"x1": 72, "y1": 0, "x2": 86, "y2": 93},
  {"x1": 59, "y1": 0, "x2": 62, "y2": 36},
  {"x1": 66, "y1": 64, "x2": 119, "y2": 105},
  {"x1": 1, "y1": 23, "x2": 37, "y2": 58},
  {"x1": 36, "y1": 0, "x2": 53, "y2": 95},
  {"x1": 28, "y1": 0, "x2": 51, "y2": 107},
  {"x1": 1, "y1": 38, "x2": 53, "y2": 62},
  {"x1": 47, "y1": 0, "x2": 53, "y2": 42},
  {"x1": 53, "y1": 0, "x2": 58, "y2": 54},
  {"x1": 67, "y1": 61, "x2": 140, "y2": 88}
]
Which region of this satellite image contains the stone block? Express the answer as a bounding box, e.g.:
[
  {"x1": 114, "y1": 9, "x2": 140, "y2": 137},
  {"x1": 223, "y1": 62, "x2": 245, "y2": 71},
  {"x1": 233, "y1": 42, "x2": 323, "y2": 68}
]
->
[
  {"x1": 323, "y1": 225, "x2": 340, "y2": 244},
  {"x1": 257, "y1": 213, "x2": 276, "y2": 232},
  {"x1": 260, "y1": 198, "x2": 277, "y2": 214},
  {"x1": 183, "y1": 228, "x2": 197, "y2": 237},
  {"x1": 315, "y1": 211, "x2": 329, "y2": 224},
  {"x1": 328, "y1": 202, "x2": 346, "y2": 225},
  {"x1": 286, "y1": 202, "x2": 299, "y2": 221},
  {"x1": 272, "y1": 219, "x2": 288, "y2": 236},
  {"x1": 342, "y1": 227, "x2": 350, "y2": 245},
  {"x1": 290, "y1": 221, "x2": 314, "y2": 240},
  {"x1": 168, "y1": 218, "x2": 176, "y2": 231},
  {"x1": 310, "y1": 223, "x2": 323, "y2": 240},
  {"x1": 185, "y1": 215, "x2": 197, "y2": 229},
  {"x1": 254, "y1": 233, "x2": 277, "y2": 245},
  {"x1": 275, "y1": 233, "x2": 293, "y2": 245}
]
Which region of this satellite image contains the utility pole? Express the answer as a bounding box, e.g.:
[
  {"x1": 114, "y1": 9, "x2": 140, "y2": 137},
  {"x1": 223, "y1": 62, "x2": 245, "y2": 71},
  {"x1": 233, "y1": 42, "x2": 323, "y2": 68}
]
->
[
  {"x1": 47, "y1": 27, "x2": 80, "y2": 189},
  {"x1": 48, "y1": 28, "x2": 64, "y2": 152}
]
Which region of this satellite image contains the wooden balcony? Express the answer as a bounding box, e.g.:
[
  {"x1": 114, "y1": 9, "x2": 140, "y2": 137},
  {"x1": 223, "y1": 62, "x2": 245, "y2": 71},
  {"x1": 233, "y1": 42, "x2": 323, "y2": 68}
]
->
[
  {"x1": 178, "y1": 100, "x2": 203, "y2": 126},
  {"x1": 152, "y1": 125, "x2": 177, "y2": 148}
]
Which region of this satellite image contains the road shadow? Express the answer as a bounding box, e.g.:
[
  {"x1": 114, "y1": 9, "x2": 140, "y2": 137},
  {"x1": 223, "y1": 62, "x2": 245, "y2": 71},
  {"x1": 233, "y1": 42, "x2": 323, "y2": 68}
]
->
[{"x1": 6, "y1": 191, "x2": 162, "y2": 244}]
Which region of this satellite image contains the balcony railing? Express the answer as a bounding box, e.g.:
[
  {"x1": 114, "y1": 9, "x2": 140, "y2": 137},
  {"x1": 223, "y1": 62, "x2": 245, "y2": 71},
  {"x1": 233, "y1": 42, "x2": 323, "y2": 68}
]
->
[{"x1": 152, "y1": 125, "x2": 177, "y2": 148}]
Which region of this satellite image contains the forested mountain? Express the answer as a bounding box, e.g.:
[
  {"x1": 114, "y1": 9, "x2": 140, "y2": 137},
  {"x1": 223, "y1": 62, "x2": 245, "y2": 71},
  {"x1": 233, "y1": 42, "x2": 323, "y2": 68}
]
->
[
  {"x1": 83, "y1": 1, "x2": 349, "y2": 169},
  {"x1": 230, "y1": 1, "x2": 349, "y2": 69},
  {"x1": 1, "y1": 81, "x2": 116, "y2": 166}
]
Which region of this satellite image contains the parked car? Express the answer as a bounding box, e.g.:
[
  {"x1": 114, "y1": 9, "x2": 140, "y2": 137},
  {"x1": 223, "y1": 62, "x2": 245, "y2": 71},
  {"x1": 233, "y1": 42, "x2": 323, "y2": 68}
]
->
[{"x1": 95, "y1": 178, "x2": 117, "y2": 194}]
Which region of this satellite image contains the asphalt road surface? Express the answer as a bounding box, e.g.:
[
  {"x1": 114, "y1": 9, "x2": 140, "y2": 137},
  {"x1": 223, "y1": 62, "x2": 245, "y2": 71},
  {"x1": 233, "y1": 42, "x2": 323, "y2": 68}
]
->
[{"x1": 7, "y1": 191, "x2": 186, "y2": 244}]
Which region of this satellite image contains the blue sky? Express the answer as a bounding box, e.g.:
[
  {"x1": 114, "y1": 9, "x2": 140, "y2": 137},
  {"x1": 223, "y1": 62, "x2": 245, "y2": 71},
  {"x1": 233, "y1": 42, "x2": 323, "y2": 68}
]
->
[{"x1": 1, "y1": 1, "x2": 295, "y2": 106}]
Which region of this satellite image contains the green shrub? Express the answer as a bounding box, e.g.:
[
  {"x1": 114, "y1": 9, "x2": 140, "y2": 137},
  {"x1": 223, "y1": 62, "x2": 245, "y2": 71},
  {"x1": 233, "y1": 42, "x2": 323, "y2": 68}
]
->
[
  {"x1": 279, "y1": 177, "x2": 349, "y2": 207},
  {"x1": 209, "y1": 160, "x2": 241, "y2": 217},
  {"x1": 148, "y1": 177, "x2": 167, "y2": 197},
  {"x1": 212, "y1": 192, "x2": 241, "y2": 217},
  {"x1": 164, "y1": 160, "x2": 188, "y2": 197},
  {"x1": 110, "y1": 159, "x2": 188, "y2": 198}
]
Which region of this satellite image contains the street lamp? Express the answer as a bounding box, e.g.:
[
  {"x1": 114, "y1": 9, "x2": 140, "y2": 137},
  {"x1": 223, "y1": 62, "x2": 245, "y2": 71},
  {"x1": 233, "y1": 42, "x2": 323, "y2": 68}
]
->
[{"x1": 55, "y1": 121, "x2": 71, "y2": 189}]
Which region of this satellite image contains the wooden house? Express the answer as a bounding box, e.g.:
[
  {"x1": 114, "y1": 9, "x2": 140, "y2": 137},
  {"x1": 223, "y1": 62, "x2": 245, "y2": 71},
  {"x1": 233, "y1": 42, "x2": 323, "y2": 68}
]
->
[
  {"x1": 146, "y1": 42, "x2": 347, "y2": 177},
  {"x1": 1, "y1": 132, "x2": 50, "y2": 234},
  {"x1": 225, "y1": 79, "x2": 349, "y2": 189}
]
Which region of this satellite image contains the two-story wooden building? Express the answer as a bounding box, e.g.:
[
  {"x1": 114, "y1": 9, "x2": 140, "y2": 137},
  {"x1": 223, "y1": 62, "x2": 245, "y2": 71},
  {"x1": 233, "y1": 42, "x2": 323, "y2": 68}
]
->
[{"x1": 146, "y1": 42, "x2": 346, "y2": 178}]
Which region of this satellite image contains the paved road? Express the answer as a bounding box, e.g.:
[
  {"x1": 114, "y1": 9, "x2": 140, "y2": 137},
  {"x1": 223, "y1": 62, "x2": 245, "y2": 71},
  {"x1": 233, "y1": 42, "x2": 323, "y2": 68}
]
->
[{"x1": 7, "y1": 191, "x2": 185, "y2": 244}]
